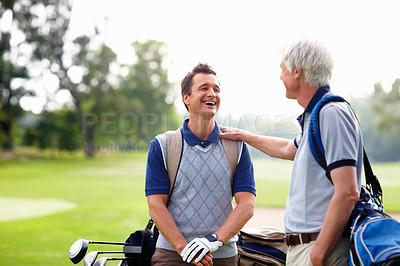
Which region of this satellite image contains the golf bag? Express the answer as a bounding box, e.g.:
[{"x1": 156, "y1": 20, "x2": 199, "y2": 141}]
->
[
  {"x1": 124, "y1": 219, "x2": 156, "y2": 266},
  {"x1": 237, "y1": 226, "x2": 287, "y2": 266},
  {"x1": 309, "y1": 94, "x2": 400, "y2": 265},
  {"x1": 348, "y1": 187, "x2": 400, "y2": 265},
  {"x1": 68, "y1": 219, "x2": 157, "y2": 266}
]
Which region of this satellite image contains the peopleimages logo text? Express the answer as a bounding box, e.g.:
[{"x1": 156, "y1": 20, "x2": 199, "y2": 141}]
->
[{"x1": 81, "y1": 112, "x2": 169, "y2": 135}]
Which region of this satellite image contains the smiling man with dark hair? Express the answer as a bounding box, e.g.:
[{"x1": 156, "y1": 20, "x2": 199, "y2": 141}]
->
[{"x1": 145, "y1": 63, "x2": 256, "y2": 265}]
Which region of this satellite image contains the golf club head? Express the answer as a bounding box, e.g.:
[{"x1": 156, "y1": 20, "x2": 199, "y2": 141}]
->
[
  {"x1": 84, "y1": 251, "x2": 100, "y2": 266},
  {"x1": 69, "y1": 239, "x2": 89, "y2": 264},
  {"x1": 84, "y1": 251, "x2": 125, "y2": 266},
  {"x1": 93, "y1": 257, "x2": 108, "y2": 266},
  {"x1": 118, "y1": 260, "x2": 129, "y2": 266}
]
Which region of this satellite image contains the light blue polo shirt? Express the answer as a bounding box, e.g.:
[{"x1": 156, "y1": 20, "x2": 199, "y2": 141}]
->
[{"x1": 284, "y1": 86, "x2": 363, "y2": 233}]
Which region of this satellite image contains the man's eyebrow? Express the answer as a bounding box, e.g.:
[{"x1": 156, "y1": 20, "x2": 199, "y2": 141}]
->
[{"x1": 198, "y1": 82, "x2": 220, "y2": 89}]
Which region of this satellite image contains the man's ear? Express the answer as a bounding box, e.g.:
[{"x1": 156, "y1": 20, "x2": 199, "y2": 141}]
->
[
  {"x1": 182, "y1": 93, "x2": 190, "y2": 106},
  {"x1": 294, "y1": 68, "x2": 302, "y2": 80}
]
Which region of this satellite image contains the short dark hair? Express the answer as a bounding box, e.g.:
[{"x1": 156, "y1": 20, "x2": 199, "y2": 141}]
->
[{"x1": 181, "y1": 63, "x2": 217, "y2": 110}]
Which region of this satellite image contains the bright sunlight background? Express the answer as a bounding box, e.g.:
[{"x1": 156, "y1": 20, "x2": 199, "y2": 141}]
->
[{"x1": 66, "y1": 0, "x2": 400, "y2": 117}]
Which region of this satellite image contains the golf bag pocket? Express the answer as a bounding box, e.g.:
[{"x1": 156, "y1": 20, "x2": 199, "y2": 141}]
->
[
  {"x1": 237, "y1": 226, "x2": 287, "y2": 266},
  {"x1": 349, "y1": 202, "x2": 400, "y2": 266},
  {"x1": 125, "y1": 229, "x2": 155, "y2": 266}
]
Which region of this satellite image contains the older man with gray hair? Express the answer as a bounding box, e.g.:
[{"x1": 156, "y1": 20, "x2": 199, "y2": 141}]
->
[{"x1": 220, "y1": 39, "x2": 362, "y2": 265}]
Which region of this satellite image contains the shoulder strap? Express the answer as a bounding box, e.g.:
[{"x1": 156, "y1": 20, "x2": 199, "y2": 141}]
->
[
  {"x1": 308, "y1": 94, "x2": 383, "y2": 205},
  {"x1": 148, "y1": 129, "x2": 183, "y2": 234},
  {"x1": 221, "y1": 138, "x2": 239, "y2": 185},
  {"x1": 166, "y1": 129, "x2": 183, "y2": 199},
  {"x1": 308, "y1": 94, "x2": 346, "y2": 182},
  {"x1": 363, "y1": 149, "x2": 383, "y2": 206}
]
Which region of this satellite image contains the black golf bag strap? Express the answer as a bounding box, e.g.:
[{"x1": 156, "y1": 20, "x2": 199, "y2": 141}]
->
[{"x1": 363, "y1": 149, "x2": 383, "y2": 206}]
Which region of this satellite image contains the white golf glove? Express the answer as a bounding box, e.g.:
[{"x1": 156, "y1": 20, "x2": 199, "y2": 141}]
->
[{"x1": 181, "y1": 234, "x2": 223, "y2": 263}]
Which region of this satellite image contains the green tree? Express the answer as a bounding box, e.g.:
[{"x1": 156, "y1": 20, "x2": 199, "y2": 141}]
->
[
  {"x1": 372, "y1": 79, "x2": 400, "y2": 137},
  {"x1": 6, "y1": 0, "x2": 116, "y2": 157},
  {"x1": 54, "y1": 109, "x2": 81, "y2": 151},
  {"x1": 77, "y1": 43, "x2": 118, "y2": 154},
  {"x1": 116, "y1": 40, "x2": 180, "y2": 145},
  {"x1": 0, "y1": 0, "x2": 31, "y2": 150},
  {"x1": 352, "y1": 96, "x2": 400, "y2": 162},
  {"x1": 25, "y1": 109, "x2": 81, "y2": 152},
  {"x1": 2, "y1": 1, "x2": 180, "y2": 156}
]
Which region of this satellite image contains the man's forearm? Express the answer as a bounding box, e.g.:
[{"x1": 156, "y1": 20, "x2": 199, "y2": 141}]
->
[
  {"x1": 310, "y1": 166, "x2": 359, "y2": 265},
  {"x1": 219, "y1": 127, "x2": 295, "y2": 160},
  {"x1": 148, "y1": 196, "x2": 188, "y2": 254},
  {"x1": 244, "y1": 133, "x2": 295, "y2": 160},
  {"x1": 215, "y1": 192, "x2": 255, "y2": 243},
  {"x1": 310, "y1": 191, "x2": 354, "y2": 265},
  {"x1": 150, "y1": 203, "x2": 214, "y2": 266}
]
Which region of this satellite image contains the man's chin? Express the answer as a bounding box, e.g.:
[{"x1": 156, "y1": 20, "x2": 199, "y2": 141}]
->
[
  {"x1": 203, "y1": 110, "x2": 217, "y2": 118},
  {"x1": 285, "y1": 92, "x2": 295, "y2": 100},
  {"x1": 202, "y1": 107, "x2": 218, "y2": 116}
]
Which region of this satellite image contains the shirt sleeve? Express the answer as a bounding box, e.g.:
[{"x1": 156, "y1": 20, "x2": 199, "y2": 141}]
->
[
  {"x1": 294, "y1": 133, "x2": 302, "y2": 148},
  {"x1": 232, "y1": 142, "x2": 256, "y2": 196},
  {"x1": 145, "y1": 138, "x2": 170, "y2": 196},
  {"x1": 320, "y1": 103, "x2": 360, "y2": 172}
]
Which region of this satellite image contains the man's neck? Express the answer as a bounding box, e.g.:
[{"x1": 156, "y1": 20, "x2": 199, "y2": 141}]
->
[
  {"x1": 186, "y1": 116, "x2": 215, "y2": 140},
  {"x1": 296, "y1": 83, "x2": 319, "y2": 110}
]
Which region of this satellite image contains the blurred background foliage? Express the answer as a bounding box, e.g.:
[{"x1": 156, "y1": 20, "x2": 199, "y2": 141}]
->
[{"x1": 0, "y1": 0, "x2": 399, "y2": 161}]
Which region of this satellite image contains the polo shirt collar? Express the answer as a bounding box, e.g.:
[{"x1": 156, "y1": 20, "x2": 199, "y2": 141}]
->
[
  {"x1": 297, "y1": 85, "x2": 331, "y2": 128},
  {"x1": 182, "y1": 118, "x2": 220, "y2": 146}
]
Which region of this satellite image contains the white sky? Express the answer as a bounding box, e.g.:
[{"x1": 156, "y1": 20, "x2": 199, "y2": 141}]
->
[{"x1": 67, "y1": 0, "x2": 400, "y2": 117}]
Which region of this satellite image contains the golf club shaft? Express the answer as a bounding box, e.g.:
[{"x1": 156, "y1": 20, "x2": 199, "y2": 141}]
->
[{"x1": 90, "y1": 241, "x2": 128, "y2": 245}]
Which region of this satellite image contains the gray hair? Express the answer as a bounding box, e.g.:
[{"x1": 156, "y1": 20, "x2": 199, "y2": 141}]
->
[{"x1": 280, "y1": 39, "x2": 333, "y2": 88}]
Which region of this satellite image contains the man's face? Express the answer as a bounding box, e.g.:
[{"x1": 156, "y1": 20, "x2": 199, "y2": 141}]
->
[
  {"x1": 183, "y1": 73, "x2": 220, "y2": 118},
  {"x1": 280, "y1": 61, "x2": 300, "y2": 99}
]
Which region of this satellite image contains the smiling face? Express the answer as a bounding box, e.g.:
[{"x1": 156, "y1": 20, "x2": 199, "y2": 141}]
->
[
  {"x1": 182, "y1": 72, "x2": 220, "y2": 118},
  {"x1": 280, "y1": 61, "x2": 301, "y2": 99}
]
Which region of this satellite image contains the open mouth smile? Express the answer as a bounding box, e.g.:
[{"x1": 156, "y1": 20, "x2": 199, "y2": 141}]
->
[{"x1": 204, "y1": 101, "x2": 216, "y2": 106}]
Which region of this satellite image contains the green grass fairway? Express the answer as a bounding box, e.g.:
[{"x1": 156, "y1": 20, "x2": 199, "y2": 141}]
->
[
  {"x1": 252, "y1": 157, "x2": 400, "y2": 212},
  {"x1": 0, "y1": 152, "x2": 150, "y2": 265},
  {"x1": 0, "y1": 151, "x2": 399, "y2": 265}
]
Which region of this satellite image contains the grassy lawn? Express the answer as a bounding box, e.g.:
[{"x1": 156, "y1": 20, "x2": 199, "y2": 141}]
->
[
  {"x1": 0, "y1": 150, "x2": 399, "y2": 265},
  {"x1": 252, "y1": 157, "x2": 400, "y2": 212},
  {"x1": 0, "y1": 151, "x2": 149, "y2": 265}
]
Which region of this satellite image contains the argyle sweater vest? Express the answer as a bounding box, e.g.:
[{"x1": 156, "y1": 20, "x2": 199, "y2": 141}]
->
[{"x1": 156, "y1": 137, "x2": 237, "y2": 258}]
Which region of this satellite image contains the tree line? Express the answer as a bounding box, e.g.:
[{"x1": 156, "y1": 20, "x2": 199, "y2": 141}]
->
[
  {"x1": 1, "y1": 0, "x2": 399, "y2": 161},
  {"x1": 0, "y1": 0, "x2": 180, "y2": 157}
]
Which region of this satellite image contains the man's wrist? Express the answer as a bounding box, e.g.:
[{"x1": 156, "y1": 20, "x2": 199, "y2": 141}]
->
[
  {"x1": 176, "y1": 239, "x2": 190, "y2": 255},
  {"x1": 211, "y1": 233, "x2": 218, "y2": 241},
  {"x1": 204, "y1": 233, "x2": 223, "y2": 244},
  {"x1": 213, "y1": 233, "x2": 224, "y2": 244}
]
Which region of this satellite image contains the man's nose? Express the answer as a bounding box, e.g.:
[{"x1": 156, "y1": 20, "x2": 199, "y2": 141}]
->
[{"x1": 207, "y1": 88, "x2": 216, "y2": 96}]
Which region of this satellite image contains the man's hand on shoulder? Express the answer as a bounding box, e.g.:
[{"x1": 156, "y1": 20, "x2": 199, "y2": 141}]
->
[{"x1": 219, "y1": 126, "x2": 248, "y2": 141}]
